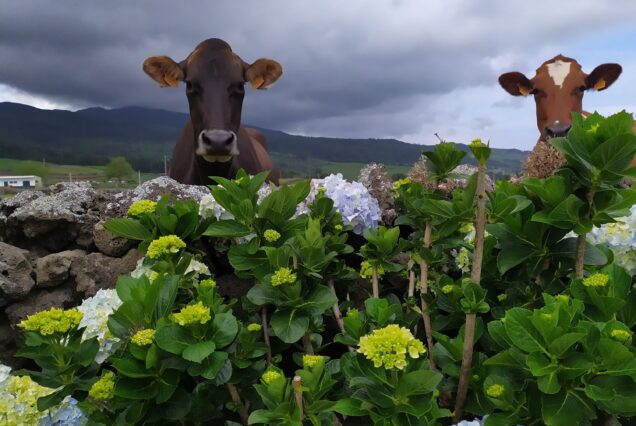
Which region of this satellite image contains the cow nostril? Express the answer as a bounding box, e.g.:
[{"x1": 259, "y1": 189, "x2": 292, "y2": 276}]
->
[
  {"x1": 201, "y1": 134, "x2": 212, "y2": 146},
  {"x1": 224, "y1": 135, "x2": 234, "y2": 145}
]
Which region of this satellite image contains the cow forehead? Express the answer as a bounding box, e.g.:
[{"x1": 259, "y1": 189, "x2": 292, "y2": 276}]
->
[
  {"x1": 533, "y1": 55, "x2": 585, "y2": 89},
  {"x1": 185, "y1": 40, "x2": 244, "y2": 81}
]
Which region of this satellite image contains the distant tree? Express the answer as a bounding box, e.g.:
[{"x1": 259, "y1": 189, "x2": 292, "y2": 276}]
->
[
  {"x1": 15, "y1": 160, "x2": 49, "y2": 185},
  {"x1": 104, "y1": 157, "x2": 134, "y2": 184}
]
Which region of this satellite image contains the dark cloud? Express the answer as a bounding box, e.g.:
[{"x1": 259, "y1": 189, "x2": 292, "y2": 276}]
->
[{"x1": 1, "y1": 0, "x2": 636, "y2": 147}]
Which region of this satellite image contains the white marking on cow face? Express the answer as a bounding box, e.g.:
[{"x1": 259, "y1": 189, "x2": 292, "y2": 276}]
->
[{"x1": 546, "y1": 60, "x2": 571, "y2": 88}]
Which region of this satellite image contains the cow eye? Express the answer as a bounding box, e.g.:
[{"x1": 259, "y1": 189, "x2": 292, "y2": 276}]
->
[
  {"x1": 232, "y1": 83, "x2": 245, "y2": 95},
  {"x1": 185, "y1": 81, "x2": 200, "y2": 95}
]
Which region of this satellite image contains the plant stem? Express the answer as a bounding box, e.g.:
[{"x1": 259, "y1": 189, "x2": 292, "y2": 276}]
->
[
  {"x1": 575, "y1": 187, "x2": 596, "y2": 278},
  {"x1": 293, "y1": 376, "x2": 304, "y2": 420},
  {"x1": 293, "y1": 255, "x2": 298, "y2": 269},
  {"x1": 454, "y1": 161, "x2": 487, "y2": 422},
  {"x1": 302, "y1": 333, "x2": 314, "y2": 354},
  {"x1": 327, "y1": 277, "x2": 354, "y2": 352},
  {"x1": 371, "y1": 266, "x2": 379, "y2": 298},
  {"x1": 261, "y1": 307, "x2": 272, "y2": 365},
  {"x1": 408, "y1": 268, "x2": 416, "y2": 297},
  {"x1": 575, "y1": 233, "x2": 586, "y2": 278},
  {"x1": 226, "y1": 383, "x2": 249, "y2": 426},
  {"x1": 419, "y1": 222, "x2": 435, "y2": 369}
]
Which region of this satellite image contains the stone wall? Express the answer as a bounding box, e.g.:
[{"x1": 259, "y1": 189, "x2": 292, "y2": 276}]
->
[{"x1": 0, "y1": 177, "x2": 210, "y2": 367}]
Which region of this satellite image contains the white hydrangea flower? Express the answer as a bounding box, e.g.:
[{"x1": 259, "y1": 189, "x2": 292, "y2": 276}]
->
[
  {"x1": 130, "y1": 257, "x2": 152, "y2": 279},
  {"x1": 77, "y1": 289, "x2": 122, "y2": 363},
  {"x1": 198, "y1": 194, "x2": 234, "y2": 220},
  {"x1": 186, "y1": 259, "x2": 210, "y2": 276},
  {"x1": 588, "y1": 204, "x2": 636, "y2": 274},
  {"x1": 0, "y1": 364, "x2": 11, "y2": 387}
]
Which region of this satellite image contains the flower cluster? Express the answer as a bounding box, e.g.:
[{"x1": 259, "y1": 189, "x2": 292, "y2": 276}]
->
[
  {"x1": 131, "y1": 328, "x2": 156, "y2": 346},
  {"x1": 485, "y1": 383, "x2": 505, "y2": 398},
  {"x1": 198, "y1": 194, "x2": 235, "y2": 221},
  {"x1": 146, "y1": 235, "x2": 186, "y2": 259},
  {"x1": 199, "y1": 278, "x2": 217, "y2": 290},
  {"x1": 0, "y1": 370, "x2": 53, "y2": 425},
  {"x1": 393, "y1": 177, "x2": 411, "y2": 190},
  {"x1": 588, "y1": 205, "x2": 636, "y2": 274},
  {"x1": 303, "y1": 355, "x2": 325, "y2": 368},
  {"x1": 89, "y1": 371, "x2": 115, "y2": 401},
  {"x1": 298, "y1": 174, "x2": 381, "y2": 235},
  {"x1": 610, "y1": 329, "x2": 632, "y2": 343},
  {"x1": 77, "y1": 289, "x2": 122, "y2": 363},
  {"x1": 359, "y1": 260, "x2": 385, "y2": 280},
  {"x1": 0, "y1": 364, "x2": 87, "y2": 425},
  {"x1": 247, "y1": 323, "x2": 262, "y2": 332},
  {"x1": 172, "y1": 302, "x2": 211, "y2": 326},
  {"x1": 357, "y1": 324, "x2": 426, "y2": 370},
  {"x1": 40, "y1": 396, "x2": 87, "y2": 426},
  {"x1": 261, "y1": 370, "x2": 283, "y2": 385},
  {"x1": 127, "y1": 200, "x2": 157, "y2": 218},
  {"x1": 582, "y1": 273, "x2": 609, "y2": 288},
  {"x1": 441, "y1": 284, "x2": 455, "y2": 295},
  {"x1": 271, "y1": 267, "x2": 297, "y2": 287},
  {"x1": 263, "y1": 229, "x2": 281, "y2": 242},
  {"x1": 18, "y1": 307, "x2": 83, "y2": 336},
  {"x1": 186, "y1": 259, "x2": 211, "y2": 276},
  {"x1": 452, "y1": 247, "x2": 471, "y2": 273}
]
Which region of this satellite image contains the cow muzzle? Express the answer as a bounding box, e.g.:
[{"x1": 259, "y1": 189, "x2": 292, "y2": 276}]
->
[
  {"x1": 196, "y1": 129, "x2": 239, "y2": 162},
  {"x1": 546, "y1": 122, "x2": 571, "y2": 138}
]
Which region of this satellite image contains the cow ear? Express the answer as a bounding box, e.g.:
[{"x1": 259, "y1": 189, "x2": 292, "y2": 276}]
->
[
  {"x1": 142, "y1": 56, "x2": 184, "y2": 88},
  {"x1": 586, "y1": 63, "x2": 622, "y2": 91},
  {"x1": 245, "y1": 59, "x2": 283, "y2": 90},
  {"x1": 498, "y1": 72, "x2": 534, "y2": 96}
]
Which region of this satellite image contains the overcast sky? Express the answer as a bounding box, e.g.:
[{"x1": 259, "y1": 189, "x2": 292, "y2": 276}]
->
[{"x1": 1, "y1": 0, "x2": 636, "y2": 150}]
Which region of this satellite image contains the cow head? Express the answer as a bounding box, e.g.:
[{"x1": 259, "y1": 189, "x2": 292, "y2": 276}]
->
[
  {"x1": 143, "y1": 39, "x2": 282, "y2": 163},
  {"x1": 498, "y1": 55, "x2": 622, "y2": 140}
]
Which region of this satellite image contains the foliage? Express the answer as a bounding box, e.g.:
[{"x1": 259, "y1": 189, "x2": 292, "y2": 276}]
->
[
  {"x1": 104, "y1": 156, "x2": 135, "y2": 182},
  {"x1": 10, "y1": 111, "x2": 636, "y2": 425}
]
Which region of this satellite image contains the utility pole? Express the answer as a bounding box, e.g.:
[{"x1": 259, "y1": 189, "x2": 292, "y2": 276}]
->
[
  {"x1": 42, "y1": 158, "x2": 46, "y2": 168},
  {"x1": 138, "y1": 170, "x2": 141, "y2": 186},
  {"x1": 163, "y1": 155, "x2": 168, "y2": 176},
  {"x1": 68, "y1": 173, "x2": 72, "y2": 183}
]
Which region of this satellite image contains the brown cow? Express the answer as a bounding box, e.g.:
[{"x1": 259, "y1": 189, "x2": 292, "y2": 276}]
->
[
  {"x1": 143, "y1": 39, "x2": 282, "y2": 185},
  {"x1": 498, "y1": 55, "x2": 631, "y2": 177}
]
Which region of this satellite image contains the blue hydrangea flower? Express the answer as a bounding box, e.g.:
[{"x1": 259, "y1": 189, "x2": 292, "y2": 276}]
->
[
  {"x1": 39, "y1": 396, "x2": 87, "y2": 425},
  {"x1": 588, "y1": 204, "x2": 636, "y2": 274},
  {"x1": 298, "y1": 174, "x2": 381, "y2": 234}
]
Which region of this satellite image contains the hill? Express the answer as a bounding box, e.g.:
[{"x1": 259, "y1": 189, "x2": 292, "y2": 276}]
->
[{"x1": 0, "y1": 102, "x2": 528, "y2": 178}]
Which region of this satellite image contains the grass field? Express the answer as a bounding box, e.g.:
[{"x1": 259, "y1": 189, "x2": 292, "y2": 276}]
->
[
  {"x1": 0, "y1": 158, "x2": 160, "y2": 189},
  {"x1": 0, "y1": 156, "x2": 409, "y2": 190}
]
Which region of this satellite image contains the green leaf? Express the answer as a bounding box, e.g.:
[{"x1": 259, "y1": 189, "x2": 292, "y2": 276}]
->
[
  {"x1": 188, "y1": 352, "x2": 229, "y2": 379},
  {"x1": 203, "y1": 220, "x2": 252, "y2": 238},
  {"x1": 396, "y1": 370, "x2": 442, "y2": 396},
  {"x1": 151, "y1": 274, "x2": 179, "y2": 322},
  {"x1": 548, "y1": 333, "x2": 584, "y2": 358},
  {"x1": 112, "y1": 358, "x2": 155, "y2": 378},
  {"x1": 155, "y1": 324, "x2": 195, "y2": 355},
  {"x1": 159, "y1": 387, "x2": 193, "y2": 420},
  {"x1": 504, "y1": 308, "x2": 548, "y2": 354},
  {"x1": 104, "y1": 218, "x2": 152, "y2": 240},
  {"x1": 332, "y1": 398, "x2": 365, "y2": 416},
  {"x1": 270, "y1": 309, "x2": 310, "y2": 343},
  {"x1": 541, "y1": 390, "x2": 595, "y2": 426},
  {"x1": 182, "y1": 341, "x2": 216, "y2": 363},
  {"x1": 115, "y1": 378, "x2": 159, "y2": 400},
  {"x1": 211, "y1": 313, "x2": 238, "y2": 349}
]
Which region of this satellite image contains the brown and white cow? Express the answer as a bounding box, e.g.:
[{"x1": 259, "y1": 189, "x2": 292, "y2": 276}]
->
[
  {"x1": 143, "y1": 39, "x2": 281, "y2": 185},
  {"x1": 498, "y1": 55, "x2": 630, "y2": 177}
]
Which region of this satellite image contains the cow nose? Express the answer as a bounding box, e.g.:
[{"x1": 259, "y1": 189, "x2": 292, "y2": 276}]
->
[
  {"x1": 200, "y1": 130, "x2": 236, "y2": 148},
  {"x1": 546, "y1": 122, "x2": 571, "y2": 138}
]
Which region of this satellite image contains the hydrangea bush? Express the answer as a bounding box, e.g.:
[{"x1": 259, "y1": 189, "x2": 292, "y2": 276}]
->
[{"x1": 8, "y1": 112, "x2": 636, "y2": 425}]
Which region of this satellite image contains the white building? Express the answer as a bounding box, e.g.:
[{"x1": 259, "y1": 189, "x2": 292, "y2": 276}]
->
[{"x1": 0, "y1": 175, "x2": 42, "y2": 188}]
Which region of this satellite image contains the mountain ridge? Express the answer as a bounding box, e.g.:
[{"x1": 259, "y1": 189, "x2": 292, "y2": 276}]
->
[{"x1": 0, "y1": 102, "x2": 527, "y2": 176}]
